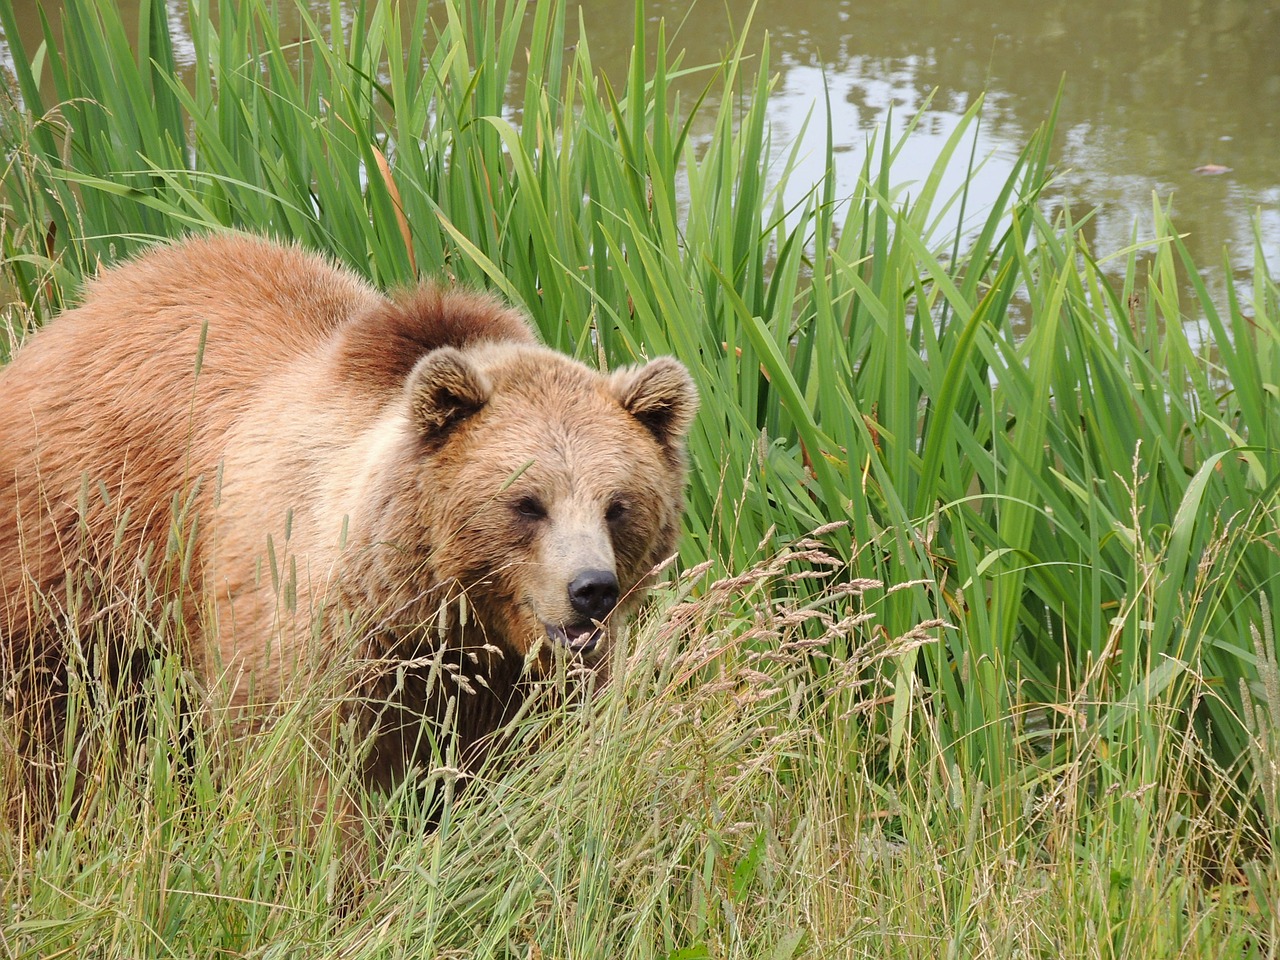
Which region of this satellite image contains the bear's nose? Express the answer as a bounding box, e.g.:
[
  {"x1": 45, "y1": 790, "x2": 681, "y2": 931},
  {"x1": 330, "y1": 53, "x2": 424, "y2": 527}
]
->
[{"x1": 568, "y1": 569, "x2": 619, "y2": 622}]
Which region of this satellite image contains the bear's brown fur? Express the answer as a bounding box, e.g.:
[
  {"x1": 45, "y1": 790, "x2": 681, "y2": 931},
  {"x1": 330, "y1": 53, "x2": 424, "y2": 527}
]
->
[{"x1": 0, "y1": 233, "x2": 697, "y2": 817}]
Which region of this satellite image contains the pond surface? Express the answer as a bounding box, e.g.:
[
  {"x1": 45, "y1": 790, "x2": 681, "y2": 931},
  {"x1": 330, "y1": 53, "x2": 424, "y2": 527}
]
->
[{"x1": 3, "y1": 0, "x2": 1278, "y2": 302}]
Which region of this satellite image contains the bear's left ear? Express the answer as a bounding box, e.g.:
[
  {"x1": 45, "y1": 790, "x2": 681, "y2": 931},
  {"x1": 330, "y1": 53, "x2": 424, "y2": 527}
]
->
[
  {"x1": 407, "y1": 347, "x2": 493, "y2": 448},
  {"x1": 610, "y1": 357, "x2": 699, "y2": 457}
]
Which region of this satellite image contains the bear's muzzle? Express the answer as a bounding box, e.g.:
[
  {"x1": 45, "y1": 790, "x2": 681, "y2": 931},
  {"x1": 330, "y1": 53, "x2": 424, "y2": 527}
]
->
[{"x1": 540, "y1": 567, "x2": 619, "y2": 654}]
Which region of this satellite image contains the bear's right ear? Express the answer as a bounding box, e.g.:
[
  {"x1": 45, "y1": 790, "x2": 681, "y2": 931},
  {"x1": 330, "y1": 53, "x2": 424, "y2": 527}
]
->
[{"x1": 407, "y1": 347, "x2": 492, "y2": 448}]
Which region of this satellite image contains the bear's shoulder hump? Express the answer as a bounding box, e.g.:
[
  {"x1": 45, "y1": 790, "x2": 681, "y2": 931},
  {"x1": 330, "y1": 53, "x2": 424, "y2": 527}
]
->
[{"x1": 334, "y1": 283, "x2": 537, "y2": 393}]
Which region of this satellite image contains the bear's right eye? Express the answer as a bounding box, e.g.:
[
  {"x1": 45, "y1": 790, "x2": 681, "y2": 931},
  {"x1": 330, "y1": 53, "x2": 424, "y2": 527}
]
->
[{"x1": 513, "y1": 496, "x2": 548, "y2": 521}]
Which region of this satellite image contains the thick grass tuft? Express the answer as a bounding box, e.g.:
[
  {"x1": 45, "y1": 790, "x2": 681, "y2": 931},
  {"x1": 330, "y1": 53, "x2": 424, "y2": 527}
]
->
[{"x1": 2, "y1": 534, "x2": 1274, "y2": 956}]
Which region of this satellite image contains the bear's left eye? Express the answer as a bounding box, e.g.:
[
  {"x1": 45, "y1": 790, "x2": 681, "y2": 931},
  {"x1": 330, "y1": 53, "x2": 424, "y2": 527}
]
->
[{"x1": 605, "y1": 498, "x2": 629, "y2": 523}]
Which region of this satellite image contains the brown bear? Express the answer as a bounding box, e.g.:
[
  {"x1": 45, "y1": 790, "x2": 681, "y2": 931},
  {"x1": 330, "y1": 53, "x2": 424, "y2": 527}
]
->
[{"x1": 0, "y1": 233, "x2": 696, "y2": 819}]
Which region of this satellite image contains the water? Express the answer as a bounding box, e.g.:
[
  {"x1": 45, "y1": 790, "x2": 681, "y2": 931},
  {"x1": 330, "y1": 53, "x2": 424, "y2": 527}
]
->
[
  {"x1": 3, "y1": 0, "x2": 1278, "y2": 300},
  {"x1": 624, "y1": 0, "x2": 1280, "y2": 304}
]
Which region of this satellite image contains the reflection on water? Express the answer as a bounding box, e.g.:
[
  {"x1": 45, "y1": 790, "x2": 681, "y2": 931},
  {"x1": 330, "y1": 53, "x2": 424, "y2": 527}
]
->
[
  {"x1": 613, "y1": 0, "x2": 1279, "y2": 302},
  {"x1": 2, "y1": 0, "x2": 1277, "y2": 300}
]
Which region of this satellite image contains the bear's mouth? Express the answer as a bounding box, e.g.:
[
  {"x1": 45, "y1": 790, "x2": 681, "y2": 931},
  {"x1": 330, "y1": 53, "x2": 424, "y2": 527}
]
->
[{"x1": 543, "y1": 619, "x2": 604, "y2": 655}]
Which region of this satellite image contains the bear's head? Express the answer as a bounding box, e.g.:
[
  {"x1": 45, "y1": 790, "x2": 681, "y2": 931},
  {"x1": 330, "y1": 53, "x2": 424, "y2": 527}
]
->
[{"x1": 394, "y1": 342, "x2": 697, "y2": 665}]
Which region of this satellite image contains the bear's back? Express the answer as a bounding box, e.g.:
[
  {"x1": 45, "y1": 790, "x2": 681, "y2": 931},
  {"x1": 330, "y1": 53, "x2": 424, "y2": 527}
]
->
[
  {"x1": 78, "y1": 234, "x2": 379, "y2": 390},
  {"x1": 0, "y1": 235, "x2": 381, "y2": 639},
  {"x1": 0, "y1": 234, "x2": 379, "y2": 427}
]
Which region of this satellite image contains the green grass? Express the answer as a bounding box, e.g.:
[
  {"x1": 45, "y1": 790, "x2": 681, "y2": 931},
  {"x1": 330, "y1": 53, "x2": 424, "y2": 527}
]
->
[
  {"x1": 2, "y1": 0, "x2": 1279, "y2": 955},
  {"x1": 3, "y1": 548, "x2": 1275, "y2": 957}
]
